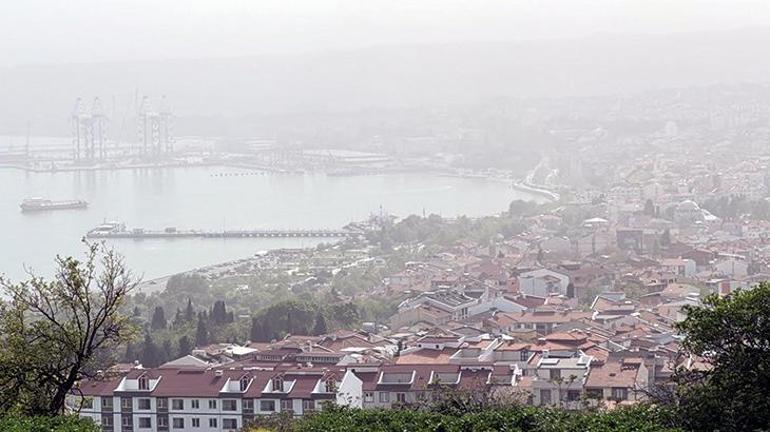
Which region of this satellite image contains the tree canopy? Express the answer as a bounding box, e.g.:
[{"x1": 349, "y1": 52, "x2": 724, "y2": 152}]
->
[
  {"x1": 0, "y1": 243, "x2": 137, "y2": 415},
  {"x1": 673, "y1": 282, "x2": 770, "y2": 431}
]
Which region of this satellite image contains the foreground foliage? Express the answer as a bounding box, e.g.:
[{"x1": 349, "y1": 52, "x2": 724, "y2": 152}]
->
[
  {"x1": 246, "y1": 405, "x2": 681, "y2": 432},
  {"x1": 673, "y1": 282, "x2": 770, "y2": 432},
  {"x1": 0, "y1": 415, "x2": 99, "y2": 432},
  {"x1": 0, "y1": 243, "x2": 137, "y2": 415}
]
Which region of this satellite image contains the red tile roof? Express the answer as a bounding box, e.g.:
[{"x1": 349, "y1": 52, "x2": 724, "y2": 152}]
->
[{"x1": 585, "y1": 360, "x2": 641, "y2": 389}]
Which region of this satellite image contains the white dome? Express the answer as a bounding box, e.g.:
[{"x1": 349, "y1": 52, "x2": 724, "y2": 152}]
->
[{"x1": 677, "y1": 200, "x2": 700, "y2": 211}]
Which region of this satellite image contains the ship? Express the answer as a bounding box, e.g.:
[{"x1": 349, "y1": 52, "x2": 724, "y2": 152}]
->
[
  {"x1": 87, "y1": 221, "x2": 126, "y2": 237},
  {"x1": 20, "y1": 197, "x2": 89, "y2": 212}
]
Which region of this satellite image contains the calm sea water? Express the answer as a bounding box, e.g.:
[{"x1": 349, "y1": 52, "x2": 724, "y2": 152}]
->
[{"x1": 0, "y1": 166, "x2": 540, "y2": 281}]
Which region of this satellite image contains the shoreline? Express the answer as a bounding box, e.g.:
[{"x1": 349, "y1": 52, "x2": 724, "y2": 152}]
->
[{"x1": 511, "y1": 181, "x2": 560, "y2": 202}]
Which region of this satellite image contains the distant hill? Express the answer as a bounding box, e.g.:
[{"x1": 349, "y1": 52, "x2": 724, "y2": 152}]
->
[{"x1": 3, "y1": 27, "x2": 770, "y2": 136}]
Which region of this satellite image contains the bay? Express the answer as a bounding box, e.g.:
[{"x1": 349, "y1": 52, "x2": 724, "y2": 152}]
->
[{"x1": 0, "y1": 166, "x2": 541, "y2": 281}]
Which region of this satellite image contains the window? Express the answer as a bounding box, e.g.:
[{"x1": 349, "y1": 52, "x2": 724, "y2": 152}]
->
[
  {"x1": 172, "y1": 418, "x2": 184, "y2": 429},
  {"x1": 540, "y1": 389, "x2": 552, "y2": 405},
  {"x1": 612, "y1": 387, "x2": 628, "y2": 400},
  {"x1": 208, "y1": 418, "x2": 218, "y2": 428},
  {"x1": 260, "y1": 400, "x2": 276, "y2": 412},
  {"x1": 138, "y1": 417, "x2": 151, "y2": 428},
  {"x1": 102, "y1": 416, "x2": 114, "y2": 427},
  {"x1": 191, "y1": 399, "x2": 199, "y2": 409},
  {"x1": 138, "y1": 376, "x2": 149, "y2": 390},
  {"x1": 208, "y1": 399, "x2": 217, "y2": 409},
  {"x1": 272, "y1": 375, "x2": 284, "y2": 392},
  {"x1": 549, "y1": 369, "x2": 560, "y2": 380},
  {"x1": 240, "y1": 376, "x2": 250, "y2": 391},
  {"x1": 171, "y1": 399, "x2": 184, "y2": 410},
  {"x1": 191, "y1": 418, "x2": 200, "y2": 428},
  {"x1": 303, "y1": 400, "x2": 315, "y2": 412},
  {"x1": 102, "y1": 397, "x2": 113, "y2": 410},
  {"x1": 281, "y1": 399, "x2": 293, "y2": 412},
  {"x1": 223, "y1": 418, "x2": 238, "y2": 430},
  {"x1": 121, "y1": 398, "x2": 132, "y2": 410},
  {"x1": 222, "y1": 399, "x2": 237, "y2": 411},
  {"x1": 586, "y1": 389, "x2": 603, "y2": 399},
  {"x1": 242, "y1": 399, "x2": 254, "y2": 411},
  {"x1": 137, "y1": 399, "x2": 151, "y2": 410},
  {"x1": 520, "y1": 350, "x2": 529, "y2": 361},
  {"x1": 157, "y1": 417, "x2": 168, "y2": 428},
  {"x1": 567, "y1": 390, "x2": 581, "y2": 402},
  {"x1": 363, "y1": 392, "x2": 374, "y2": 403},
  {"x1": 379, "y1": 392, "x2": 390, "y2": 403},
  {"x1": 81, "y1": 397, "x2": 94, "y2": 409},
  {"x1": 157, "y1": 398, "x2": 168, "y2": 410},
  {"x1": 396, "y1": 393, "x2": 406, "y2": 403},
  {"x1": 122, "y1": 416, "x2": 132, "y2": 427},
  {"x1": 324, "y1": 377, "x2": 337, "y2": 393}
]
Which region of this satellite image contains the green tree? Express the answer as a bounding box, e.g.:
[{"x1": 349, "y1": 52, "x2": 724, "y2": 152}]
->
[
  {"x1": 195, "y1": 316, "x2": 208, "y2": 347},
  {"x1": 250, "y1": 318, "x2": 265, "y2": 342},
  {"x1": 211, "y1": 300, "x2": 228, "y2": 325},
  {"x1": 161, "y1": 339, "x2": 173, "y2": 363},
  {"x1": 124, "y1": 341, "x2": 137, "y2": 363},
  {"x1": 172, "y1": 307, "x2": 183, "y2": 328},
  {"x1": 140, "y1": 333, "x2": 161, "y2": 368},
  {"x1": 177, "y1": 336, "x2": 192, "y2": 357},
  {"x1": 644, "y1": 199, "x2": 655, "y2": 216},
  {"x1": 660, "y1": 229, "x2": 671, "y2": 247},
  {"x1": 0, "y1": 243, "x2": 137, "y2": 415},
  {"x1": 262, "y1": 317, "x2": 275, "y2": 343},
  {"x1": 674, "y1": 283, "x2": 770, "y2": 431},
  {"x1": 184, "y1": 298, "x2": 194, "y2": 321},
  {"x1": 312, "y1": 312, "x2": 328, "y2": 336},
  {"x1": 150, "y1": 306, "x2": 167, "y2": 330}
]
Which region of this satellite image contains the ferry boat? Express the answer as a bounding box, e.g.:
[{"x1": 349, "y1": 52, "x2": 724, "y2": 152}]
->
[
  {"x1": 87, "y1": 221, "x2": 126, "y2": 237},
  {"x1": 20, "y1": 198, "x2": 89, "y2": 212}
]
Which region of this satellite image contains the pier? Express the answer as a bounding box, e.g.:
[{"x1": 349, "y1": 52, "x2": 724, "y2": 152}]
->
[{"x1": 86, "y1": 227, "x2": 359, "y2": 240}]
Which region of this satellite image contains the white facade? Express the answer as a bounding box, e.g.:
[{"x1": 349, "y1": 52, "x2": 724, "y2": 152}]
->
[{"x1": 518, "y1": 269, "x2": 570, "y2": 298}]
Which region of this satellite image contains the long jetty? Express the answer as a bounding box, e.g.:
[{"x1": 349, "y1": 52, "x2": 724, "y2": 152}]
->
[{"x1": 86, "y1": 228, "x2": 359, "y2": 240}]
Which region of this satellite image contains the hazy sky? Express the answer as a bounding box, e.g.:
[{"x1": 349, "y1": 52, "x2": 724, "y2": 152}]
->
[{"x1": 2, "y1": 0, "x2": 770, "y2": 67}]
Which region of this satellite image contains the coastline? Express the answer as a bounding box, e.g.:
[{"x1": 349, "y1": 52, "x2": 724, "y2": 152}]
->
[{"x1": 511, "y1": 181, "x2": 560, "y2": 201}]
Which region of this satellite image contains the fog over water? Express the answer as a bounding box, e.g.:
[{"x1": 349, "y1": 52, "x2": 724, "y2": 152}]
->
[{"x1": 0, "y1": 165, "x2": 540, "y2": 281}]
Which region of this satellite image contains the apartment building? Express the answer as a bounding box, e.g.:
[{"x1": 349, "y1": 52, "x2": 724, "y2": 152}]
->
[{"x1": 71, "y1": 367, "x2": 340, "y2": 432}]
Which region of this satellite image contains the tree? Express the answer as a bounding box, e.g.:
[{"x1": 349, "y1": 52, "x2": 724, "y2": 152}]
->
[
  {"x1": 660, "y1": 229, "x2": 671, "y2": 248},
  {"x1": 286, "y1": 311, "x2": 295, "y2": 335},
  {"x1": 508, "y1": 199, "x2": 537, "y2": 217},
  {"x1": 673, "y1": 283, "x2": 770, "y2": 431},
  {"x1": 150, "y1": 306, "x2": 167, "y2": 330},
  {"x1": 124, "y1": 341, "x2": 137, "y2": 363},
  {"x1": 161, "y1": 339, "x2": 173, "y2": 363},
  {"x1": 262, "y1": 317, "x2": 274, "y2": 343},
  {"x1": 0, "y1": 243, "x2": 137, "y2": 415},
  {"x1": 195, "y1": 316, "x2": 208, "y2": 347},
  {"x1": 644, "y1": 199, "x2": 655, "y2": 216},
  {"x1": 184, "y1": 298, "x2": 194, "y2": 322},
  {"x1": 211, "y1": 300, "x2": 228, "y2": 325},
  {"x1": 312, "y1": 312, "x2": 328, "y2": 336},
  {"x1": 172, "y1": 308, "x2": 183, "y2": 328},
  {"x1": 250, "y1": 318, "x2": 265, "y2": 342},
  {"x1": 140, "y1": 333, "x2": 161, "y2": 368},
  {"x1": 178, "y1": 335, "x2": 192, "y2": 357}
]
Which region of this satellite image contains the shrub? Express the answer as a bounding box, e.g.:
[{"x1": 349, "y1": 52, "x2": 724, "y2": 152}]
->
[
  {"x1": 290, "y1": 405, "x2": 682, "y2": 432},
  {"x1": 0, "y1": 415, "x2": 100, "y2": 432}
]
